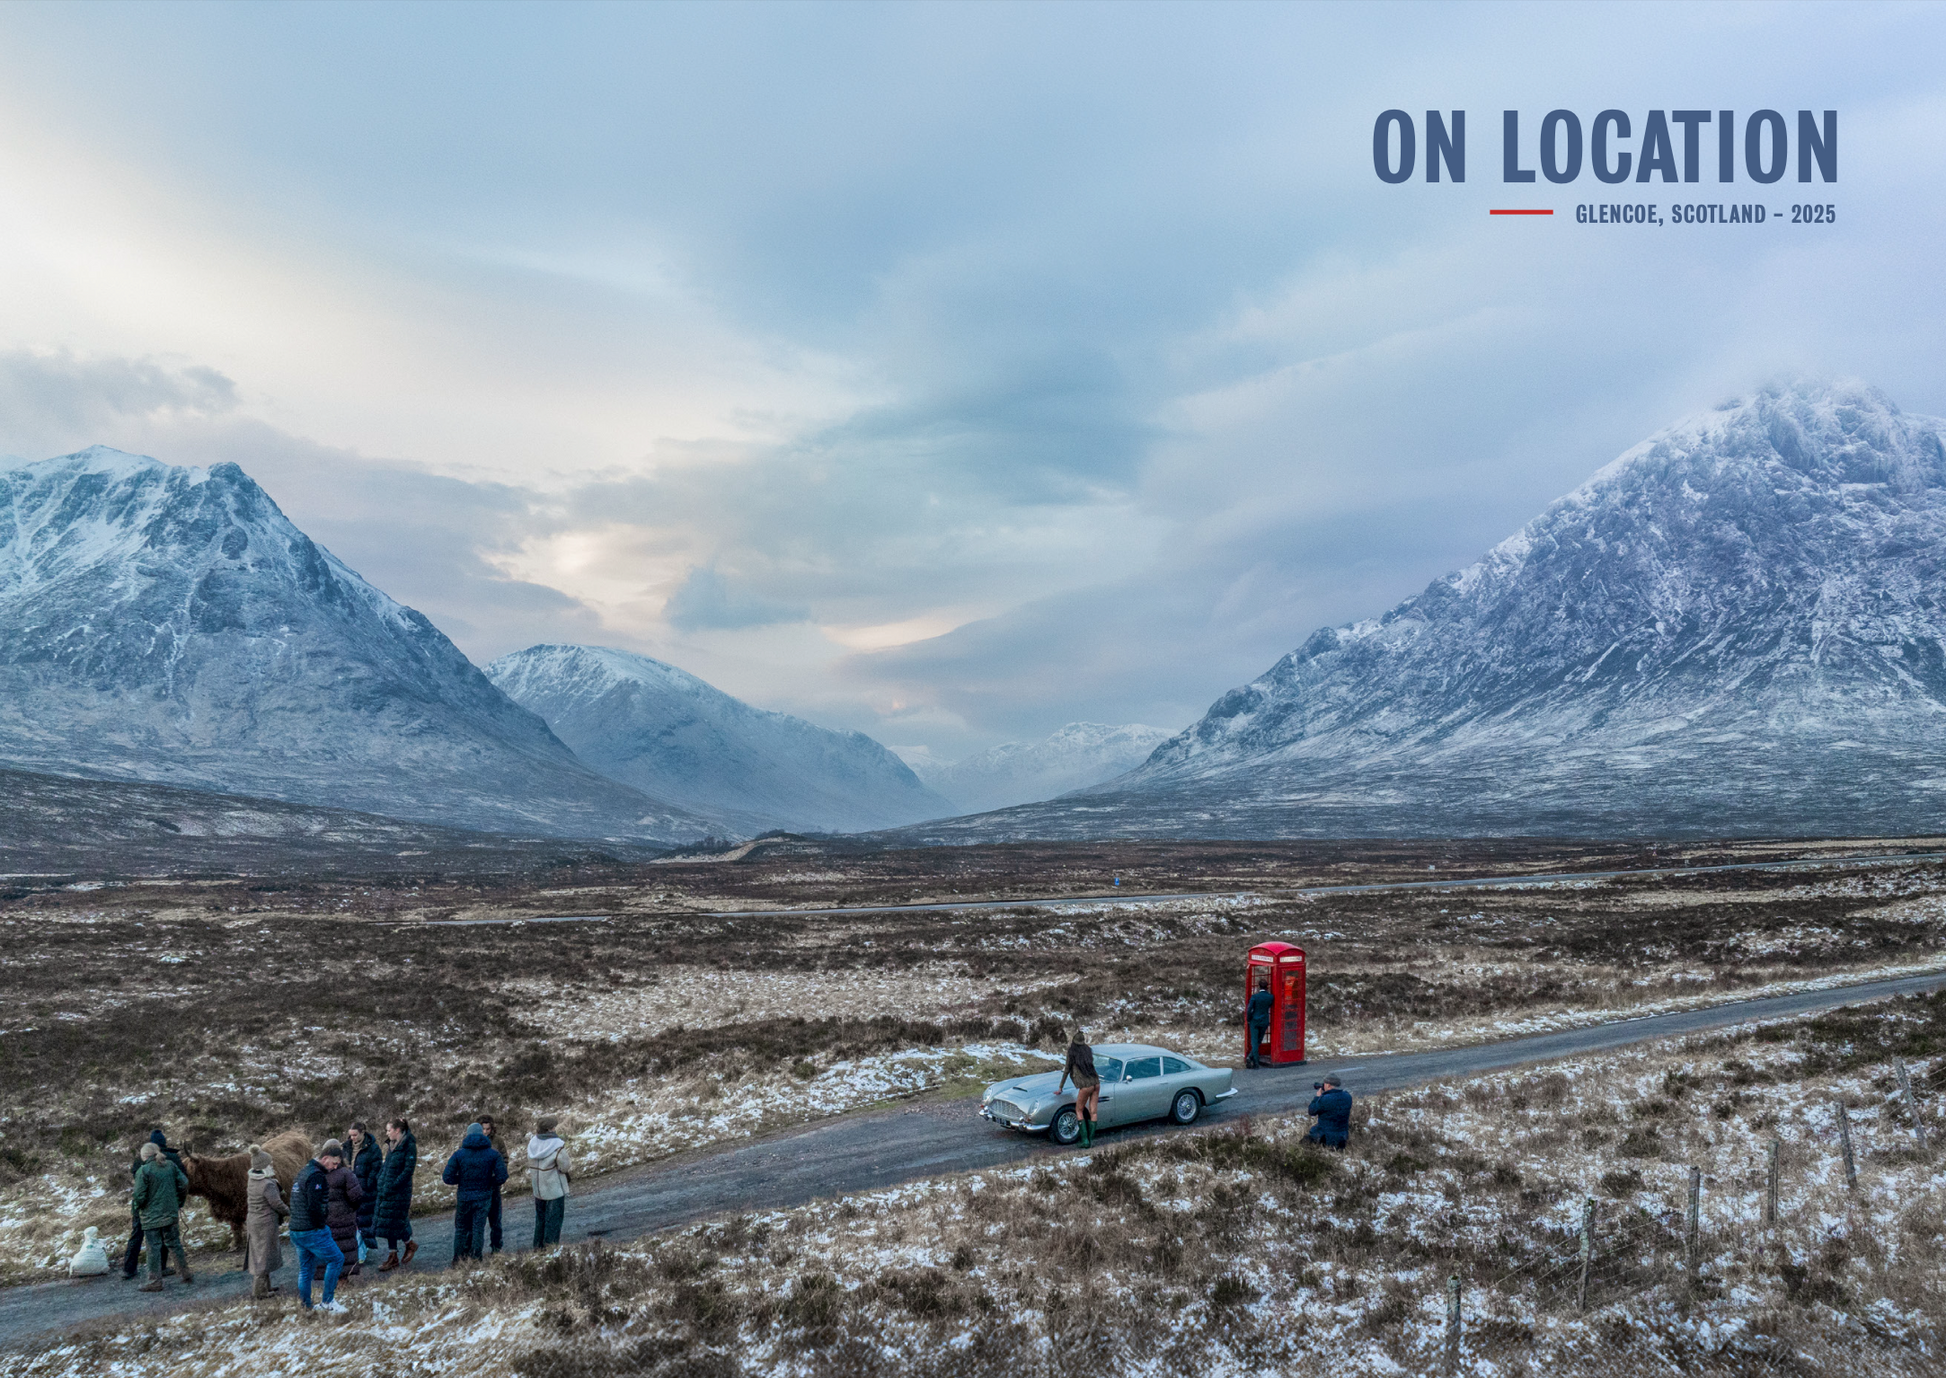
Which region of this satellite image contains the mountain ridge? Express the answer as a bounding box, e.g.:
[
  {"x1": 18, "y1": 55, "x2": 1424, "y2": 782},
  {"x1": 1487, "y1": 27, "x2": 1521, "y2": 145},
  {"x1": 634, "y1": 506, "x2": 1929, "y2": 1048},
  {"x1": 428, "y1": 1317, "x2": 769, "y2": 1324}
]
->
[
  {"x1": 487, "y1": 643, "x2": 955, "y2": 835},
  {"x1": 884, "y1": 380, "x2": 1946, "y2": 841},
  {"x1": 0, "y1": 447, "x2": 710, "y2": 843}
]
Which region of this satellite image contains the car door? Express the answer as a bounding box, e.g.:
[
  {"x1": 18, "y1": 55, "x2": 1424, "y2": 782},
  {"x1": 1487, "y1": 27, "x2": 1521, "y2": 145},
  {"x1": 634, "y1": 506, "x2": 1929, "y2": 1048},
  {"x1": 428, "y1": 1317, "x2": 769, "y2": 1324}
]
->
[
  {"x1": 1114, "y1": 1056, "x2": 1169, "y2": 1125},
  {"x1": 1090, "y1": 1056, "x2": 1124, "y2": 1124},
  {"x1": 1157, "y1": 1055, "x2": 1196, "y2": 1117}
]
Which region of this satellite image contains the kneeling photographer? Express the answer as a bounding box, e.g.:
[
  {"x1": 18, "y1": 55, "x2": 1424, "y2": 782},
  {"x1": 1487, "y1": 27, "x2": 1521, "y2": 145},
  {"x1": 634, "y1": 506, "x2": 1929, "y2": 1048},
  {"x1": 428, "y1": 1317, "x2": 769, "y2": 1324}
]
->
[{"x1": 1306, "y1": 1072, "x2": 1352, "y2": 1149}]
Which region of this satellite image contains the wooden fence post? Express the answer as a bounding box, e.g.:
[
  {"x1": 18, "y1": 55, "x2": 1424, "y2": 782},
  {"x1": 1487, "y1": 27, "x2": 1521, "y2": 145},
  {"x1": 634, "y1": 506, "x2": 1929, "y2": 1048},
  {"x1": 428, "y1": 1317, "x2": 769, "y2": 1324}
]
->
[
  {"x1": 1763, "y1": 1140, "x2": 1779, "y2": 1227},
  {"x1": 1444, "y1": 1272, "x2": 1461, "y2": 1375},
  {"x1": 1894, "y1": 1058, "x2": 1932, "y2": 1157},
  {"x1": 1836, "y1": 1104, "x2": 1857, "y2": 1190},
  {"x1": 1576, "y1": 1197, "x2": 1595, "y2": 1311},
  {"x1": 1686, "y1": 1165, "x2": 1701, "y2": 1270}
]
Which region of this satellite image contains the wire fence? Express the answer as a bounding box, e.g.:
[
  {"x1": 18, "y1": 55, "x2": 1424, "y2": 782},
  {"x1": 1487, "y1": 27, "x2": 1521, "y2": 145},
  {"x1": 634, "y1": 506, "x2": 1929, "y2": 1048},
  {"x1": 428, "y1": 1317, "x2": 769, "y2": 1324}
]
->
[
  {"x1": 1423, "y1": 1068, "x2": 1944, "y2": 1378},
  {"x1": 449, "y1": 1062, "x2": 1946, "y2": 1378}
]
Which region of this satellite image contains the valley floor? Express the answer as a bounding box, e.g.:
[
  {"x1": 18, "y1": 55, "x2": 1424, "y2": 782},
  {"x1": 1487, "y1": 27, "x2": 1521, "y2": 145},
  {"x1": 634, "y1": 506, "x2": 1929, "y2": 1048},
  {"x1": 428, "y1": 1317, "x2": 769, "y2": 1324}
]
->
[{"x1": 1, "y1": 837, "x2": 1942, "y2": 1372}]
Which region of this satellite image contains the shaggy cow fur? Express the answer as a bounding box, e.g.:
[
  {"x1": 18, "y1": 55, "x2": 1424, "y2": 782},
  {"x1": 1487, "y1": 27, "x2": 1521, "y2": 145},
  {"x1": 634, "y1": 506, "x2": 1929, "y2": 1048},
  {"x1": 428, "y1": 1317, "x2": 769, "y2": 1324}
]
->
[{"x1": 181, "y1": 1130, "x2": 312, "y2": 1250}]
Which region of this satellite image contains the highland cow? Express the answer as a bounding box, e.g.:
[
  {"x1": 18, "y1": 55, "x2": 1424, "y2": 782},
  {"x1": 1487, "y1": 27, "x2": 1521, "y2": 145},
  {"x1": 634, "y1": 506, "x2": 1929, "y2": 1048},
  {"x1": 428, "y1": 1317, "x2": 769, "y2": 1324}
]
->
[{"x1": 181, "y1": 1130, "x2": 312, "y2": 1251}]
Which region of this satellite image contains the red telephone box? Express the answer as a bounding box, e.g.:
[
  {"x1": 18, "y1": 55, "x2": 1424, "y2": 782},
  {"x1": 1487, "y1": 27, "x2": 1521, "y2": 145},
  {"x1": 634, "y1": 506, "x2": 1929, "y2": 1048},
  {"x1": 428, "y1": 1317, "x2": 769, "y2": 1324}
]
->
[{"x1": 1245, "y1": 941, "x2": 1306, "y2": 1065}]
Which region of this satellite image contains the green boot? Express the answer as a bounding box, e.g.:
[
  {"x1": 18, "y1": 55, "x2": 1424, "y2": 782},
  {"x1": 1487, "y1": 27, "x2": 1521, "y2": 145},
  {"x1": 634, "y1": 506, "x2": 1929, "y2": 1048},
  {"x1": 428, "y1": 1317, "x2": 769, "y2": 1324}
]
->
[{"x1": 1081, "y1": 1115, "x2": 1094, "y2": 1148}]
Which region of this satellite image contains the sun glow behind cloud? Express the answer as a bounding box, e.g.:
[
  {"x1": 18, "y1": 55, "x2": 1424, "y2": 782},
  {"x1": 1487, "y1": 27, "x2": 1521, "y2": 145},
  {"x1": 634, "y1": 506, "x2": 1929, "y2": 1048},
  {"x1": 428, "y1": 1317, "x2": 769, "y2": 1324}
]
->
[{"x1": 0, "y1": 1, "x2": 1941, "y2": 761}]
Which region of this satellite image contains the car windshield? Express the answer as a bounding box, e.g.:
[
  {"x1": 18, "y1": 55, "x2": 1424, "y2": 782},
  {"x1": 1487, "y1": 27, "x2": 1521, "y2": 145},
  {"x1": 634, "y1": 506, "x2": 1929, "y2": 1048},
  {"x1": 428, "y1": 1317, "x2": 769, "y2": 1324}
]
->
[
  {"x1": 1092, "y1": 1057, "x2": 1123, "y2": 1082},
  {"x1": 1125, "y1": 1056, "x2": 1162, "y2": 1080}
]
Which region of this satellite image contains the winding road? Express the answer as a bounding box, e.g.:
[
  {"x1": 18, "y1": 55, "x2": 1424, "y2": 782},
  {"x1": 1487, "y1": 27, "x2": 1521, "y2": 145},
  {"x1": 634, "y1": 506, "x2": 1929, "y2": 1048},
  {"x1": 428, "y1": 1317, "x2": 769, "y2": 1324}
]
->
[{"x1": 5, "y1": 965, "x2": 1943, "y2": 1353}]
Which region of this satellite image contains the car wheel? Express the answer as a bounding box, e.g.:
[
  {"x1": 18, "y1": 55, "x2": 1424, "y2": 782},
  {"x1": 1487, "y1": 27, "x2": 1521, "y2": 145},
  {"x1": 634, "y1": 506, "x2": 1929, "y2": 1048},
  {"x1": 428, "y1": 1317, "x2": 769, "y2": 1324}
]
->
[
  {"x1": 1052, "y1": 1108, "x2": 1082, "y2": 1145},
  {"x1": 1169, "y1": 1089, "x2": 1201, "y2": 1125}
]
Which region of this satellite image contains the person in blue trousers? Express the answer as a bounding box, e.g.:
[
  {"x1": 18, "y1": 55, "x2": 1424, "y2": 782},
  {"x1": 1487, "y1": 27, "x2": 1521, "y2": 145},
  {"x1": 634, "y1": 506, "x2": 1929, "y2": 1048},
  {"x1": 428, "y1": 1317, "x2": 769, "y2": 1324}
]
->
[
  {"x1": 442, "y1": 1124, "x2": 506, "y2": 1265},
  {"x1": 288, "y1": 1140, "x2": 348, "y2": 1312}
]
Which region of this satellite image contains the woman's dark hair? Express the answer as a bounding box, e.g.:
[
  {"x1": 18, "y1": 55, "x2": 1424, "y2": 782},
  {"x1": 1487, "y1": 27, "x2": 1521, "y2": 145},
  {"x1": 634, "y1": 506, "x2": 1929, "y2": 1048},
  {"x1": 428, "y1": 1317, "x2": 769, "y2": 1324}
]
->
[
  {"x1": 387, "y1": 1118, "x2": 411, "y2": 1135},
  {"x1": 349, "y1": 1121, "x2": 367, "y2": 1134}
]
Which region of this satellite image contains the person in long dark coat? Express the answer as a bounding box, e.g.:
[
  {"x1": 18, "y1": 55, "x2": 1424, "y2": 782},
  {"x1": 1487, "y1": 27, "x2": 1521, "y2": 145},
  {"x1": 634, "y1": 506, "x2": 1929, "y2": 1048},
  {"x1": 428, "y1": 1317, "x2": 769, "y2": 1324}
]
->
[
  {"x1": 373, "y1": 1119, "x2": 418, "y2": 1271},
  {"x1": 346, "y1": 1123, "x2": 383, "y2": 1256},
  {"x1": 324, "y1": 1148, "x2": 365, "y2": 1278}
]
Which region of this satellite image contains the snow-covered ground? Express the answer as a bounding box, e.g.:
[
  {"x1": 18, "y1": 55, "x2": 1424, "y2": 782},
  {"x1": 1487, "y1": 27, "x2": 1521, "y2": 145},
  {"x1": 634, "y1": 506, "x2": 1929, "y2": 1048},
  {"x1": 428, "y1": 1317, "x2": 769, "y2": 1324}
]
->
[
  {"x1": 0, "y1": 1035, "x2": 1057, "y2": 1282},
  {"x1": 9, "y1": 1019, "x2": 1937, "y2": 1377}
]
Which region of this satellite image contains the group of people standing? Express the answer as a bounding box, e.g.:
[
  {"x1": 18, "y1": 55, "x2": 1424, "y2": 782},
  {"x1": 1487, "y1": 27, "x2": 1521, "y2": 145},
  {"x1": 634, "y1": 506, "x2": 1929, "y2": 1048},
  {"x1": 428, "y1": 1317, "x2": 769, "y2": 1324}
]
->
[
  {"x1": 126, "y1": 1113, "x2": 572, "y2": 1314},
  {"x1": 257, "y1": 1119, "x2": 420, "y2": 1312}
]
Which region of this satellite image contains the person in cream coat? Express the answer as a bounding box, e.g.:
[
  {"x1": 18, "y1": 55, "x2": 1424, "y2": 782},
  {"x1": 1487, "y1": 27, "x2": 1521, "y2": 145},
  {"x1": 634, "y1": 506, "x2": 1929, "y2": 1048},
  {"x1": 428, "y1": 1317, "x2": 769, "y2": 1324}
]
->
[{"x1": 526, "y1": 1116, "x2": 572, "y2": 1248}]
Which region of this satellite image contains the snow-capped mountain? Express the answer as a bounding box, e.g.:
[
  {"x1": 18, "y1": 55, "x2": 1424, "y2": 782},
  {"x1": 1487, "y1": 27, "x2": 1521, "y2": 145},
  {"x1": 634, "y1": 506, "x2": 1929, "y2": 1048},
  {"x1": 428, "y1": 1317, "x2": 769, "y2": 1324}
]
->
[
  {"x1": 0, "y1": 447, "x2": 710, "y2": 842},
  {"x1": 913, "y1": 722, "x2": 1175, "y2": 814},
  {"x1": 486, "y1": 644, "x2": 955, "y2": 835},
  {"x1": 893, "y1": 381, "x2": 1946, "y2": 841}
]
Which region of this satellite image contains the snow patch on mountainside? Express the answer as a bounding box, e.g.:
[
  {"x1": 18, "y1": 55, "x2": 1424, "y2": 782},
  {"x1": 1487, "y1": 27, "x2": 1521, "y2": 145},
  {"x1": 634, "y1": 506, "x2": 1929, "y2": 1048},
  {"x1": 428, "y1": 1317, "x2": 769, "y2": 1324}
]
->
[
  {"x1": 894, "y1": 380, "x2": 1946, "y2": 841},
  {"x1": 487, "y1": 644, "x2": 956, "y2": 835},
  {"x1": 0, "y1": 448, "x2": 708, "y2": 842}
]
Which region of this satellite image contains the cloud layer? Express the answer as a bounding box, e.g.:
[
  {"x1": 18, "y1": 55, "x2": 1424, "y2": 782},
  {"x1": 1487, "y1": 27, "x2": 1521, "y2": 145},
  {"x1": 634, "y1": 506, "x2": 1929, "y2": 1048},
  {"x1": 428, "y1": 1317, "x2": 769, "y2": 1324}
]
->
[{"x1": 0, "y1": 3, "x2": 1941, "y2": 761}]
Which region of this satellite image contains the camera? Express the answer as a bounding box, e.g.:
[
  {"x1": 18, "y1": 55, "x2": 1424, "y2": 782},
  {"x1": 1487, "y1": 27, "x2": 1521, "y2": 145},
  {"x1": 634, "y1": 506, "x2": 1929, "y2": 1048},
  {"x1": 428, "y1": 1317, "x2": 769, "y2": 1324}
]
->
[{"x1": 1313, "y1": 1081, "x2": 1324, "y2": 1091}]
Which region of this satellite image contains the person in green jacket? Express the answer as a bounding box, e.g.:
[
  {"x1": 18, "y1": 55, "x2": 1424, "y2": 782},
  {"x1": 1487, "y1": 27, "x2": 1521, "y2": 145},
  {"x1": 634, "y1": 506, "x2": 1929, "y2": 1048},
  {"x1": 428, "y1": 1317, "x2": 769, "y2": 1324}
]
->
[{"x1": 131, "y1": 1142, "x2": 193, "y2": 1291}]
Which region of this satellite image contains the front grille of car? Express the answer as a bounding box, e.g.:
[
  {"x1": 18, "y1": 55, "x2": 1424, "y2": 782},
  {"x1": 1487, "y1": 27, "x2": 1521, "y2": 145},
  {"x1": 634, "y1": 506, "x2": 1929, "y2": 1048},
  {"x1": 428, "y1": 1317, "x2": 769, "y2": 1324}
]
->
[{"x1": 988, "y1": 1098, "x2": 1027, "y2": 1122}]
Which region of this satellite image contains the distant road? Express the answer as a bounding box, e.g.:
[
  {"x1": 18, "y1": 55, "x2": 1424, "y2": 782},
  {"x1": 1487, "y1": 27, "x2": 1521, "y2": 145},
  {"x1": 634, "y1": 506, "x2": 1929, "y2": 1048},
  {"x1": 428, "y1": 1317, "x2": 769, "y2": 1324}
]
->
[
  {"x1": 700, "y1": 849, "x2": 1946, "y2": 919},
  {"x1": 7, "y1": 964, "x2": 1944, "y2": 1353}
]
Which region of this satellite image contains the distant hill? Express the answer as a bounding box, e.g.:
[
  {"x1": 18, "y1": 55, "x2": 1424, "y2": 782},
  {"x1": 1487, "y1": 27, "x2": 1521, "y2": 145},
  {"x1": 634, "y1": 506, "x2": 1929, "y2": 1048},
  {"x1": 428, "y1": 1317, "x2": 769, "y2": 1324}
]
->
[
  {"x1": 0, "y1": 447, "x2": 710, "y2": 843},
  {"x1": 487, "y1": 644, "x2": 955, "y2": 835},
  {"x1": 913, "y1": 722, "x2": 1174, "y2": 813},
  {"x1": 0, "y1": 764, "x2": 667, "y2": 877},
  {"x1": 891, "y1": 381, "x2": 1946, "y2": 841}
]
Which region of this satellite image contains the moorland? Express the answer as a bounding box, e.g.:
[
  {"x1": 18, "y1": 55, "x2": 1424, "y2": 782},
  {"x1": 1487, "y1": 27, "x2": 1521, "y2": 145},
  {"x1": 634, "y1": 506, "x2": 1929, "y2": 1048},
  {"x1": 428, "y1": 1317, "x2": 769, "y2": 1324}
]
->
[{"x1": 2, "y1": 836, "x2": 1943, "y2": 1374}]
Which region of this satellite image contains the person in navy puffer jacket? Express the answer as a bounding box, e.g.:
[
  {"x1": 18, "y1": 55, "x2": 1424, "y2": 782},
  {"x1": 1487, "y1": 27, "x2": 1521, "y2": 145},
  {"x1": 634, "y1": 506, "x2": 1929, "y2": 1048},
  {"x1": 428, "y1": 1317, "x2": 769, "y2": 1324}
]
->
[{"x1": 441, "y1": 1124, "x2": 506, "y2": 1265}]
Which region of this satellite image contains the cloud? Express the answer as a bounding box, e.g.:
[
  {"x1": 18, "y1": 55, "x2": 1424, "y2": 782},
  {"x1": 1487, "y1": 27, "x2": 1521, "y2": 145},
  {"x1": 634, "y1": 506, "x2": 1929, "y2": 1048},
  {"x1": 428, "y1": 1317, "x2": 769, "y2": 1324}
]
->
[
  {"x1": 665, "y1": 566, "x2": 810, "y2": 631},
  {"x1": 0, "y1": 349, "x2": 238, "y2": 458},
  {"x1": 3, "y1": 4, "x2": 1946, "y2": 765}
]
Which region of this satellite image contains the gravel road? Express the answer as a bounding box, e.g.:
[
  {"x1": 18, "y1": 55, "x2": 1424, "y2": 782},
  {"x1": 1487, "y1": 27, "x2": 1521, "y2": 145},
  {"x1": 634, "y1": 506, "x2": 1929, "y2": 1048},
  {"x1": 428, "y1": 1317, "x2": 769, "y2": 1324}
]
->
[{"x1": 6, "y1": 966, "x2": 1942, "y2": 1353}]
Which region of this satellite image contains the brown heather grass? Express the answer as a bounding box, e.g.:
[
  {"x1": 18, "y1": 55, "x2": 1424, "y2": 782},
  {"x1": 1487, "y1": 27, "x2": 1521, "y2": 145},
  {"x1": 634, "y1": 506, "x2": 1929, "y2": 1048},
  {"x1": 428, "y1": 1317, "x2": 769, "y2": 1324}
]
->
[
  {"x1": 8, "y1": 992, "x2": 1943, "y2": 1377},
  {"x1": 1, "y1": 839, "x2": 1942, "y2": 1281}
]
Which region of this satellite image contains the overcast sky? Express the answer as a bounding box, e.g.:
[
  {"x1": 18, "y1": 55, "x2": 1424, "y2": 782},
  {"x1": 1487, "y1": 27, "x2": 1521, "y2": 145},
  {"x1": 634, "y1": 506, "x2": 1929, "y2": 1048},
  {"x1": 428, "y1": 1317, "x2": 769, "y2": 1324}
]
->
[{"x1": 1, "y1": 1, "x2": 1941, "y2": 763}]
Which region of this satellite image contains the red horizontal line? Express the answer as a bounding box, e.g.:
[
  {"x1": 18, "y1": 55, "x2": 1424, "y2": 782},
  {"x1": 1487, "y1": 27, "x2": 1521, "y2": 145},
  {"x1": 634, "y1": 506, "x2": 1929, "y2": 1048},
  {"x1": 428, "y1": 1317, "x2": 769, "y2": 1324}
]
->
[{"x1": 1490, "y1": 208, "x2": 1553, "y2": 215}]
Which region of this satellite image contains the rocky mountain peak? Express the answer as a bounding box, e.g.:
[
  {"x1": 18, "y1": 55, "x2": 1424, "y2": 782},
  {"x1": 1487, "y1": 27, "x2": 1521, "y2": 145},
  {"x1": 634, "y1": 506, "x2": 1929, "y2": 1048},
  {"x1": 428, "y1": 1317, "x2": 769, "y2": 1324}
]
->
[
  {"x1": 0, "y1": 446, "x2": 707, "y2": 841},
  {"x1": 487, "y1": 643, "x2": 954, "y2": 835},
  {"x1": 890, "y1": 380, "x2": 1946, "y2": 840}
]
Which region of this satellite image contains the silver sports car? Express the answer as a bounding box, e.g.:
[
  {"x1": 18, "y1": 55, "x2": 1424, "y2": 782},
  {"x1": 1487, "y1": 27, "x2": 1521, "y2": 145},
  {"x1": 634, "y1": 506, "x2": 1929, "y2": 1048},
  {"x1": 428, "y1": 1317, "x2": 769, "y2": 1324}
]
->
[{"x1": 979, "y1": 1043, "x2": 1237, "y2": 1144}]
